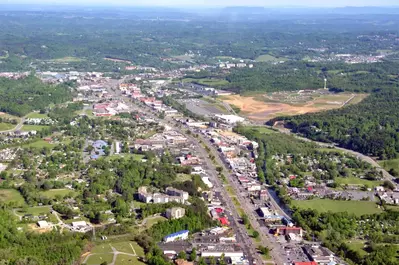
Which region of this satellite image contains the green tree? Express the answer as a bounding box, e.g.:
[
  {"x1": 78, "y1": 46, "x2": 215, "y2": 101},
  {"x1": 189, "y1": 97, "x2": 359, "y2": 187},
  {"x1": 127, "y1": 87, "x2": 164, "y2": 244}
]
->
[
  {"x1": 177, "y1": 251, "x2": 187, "y2": 260},
  {"x1": 189, "y1": 248, "x2": 197, "y2": 261}
]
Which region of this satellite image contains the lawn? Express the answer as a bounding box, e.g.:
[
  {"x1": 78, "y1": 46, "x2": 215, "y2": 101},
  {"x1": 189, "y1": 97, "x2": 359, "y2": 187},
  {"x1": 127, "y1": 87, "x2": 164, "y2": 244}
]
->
[
  {"x1": 291, "y1": 199, "x2": 383, "y2": 216},
  {"x1": 347, "y1": 241, "x2": 368, "y2": 257},
  {"x1": 21, "y1": 125, "x2": 49, "y2": 132},
  {"x1": 175, "y1": 173, "x2": 192, "y2": 182},
  {"x1": 386, "y1": 205, "x2": 399, "y2": 212},
  {"x1": 111, "y1": 241, "x2": 144, "y2": 256},
  {"x1": 108, "y1": 154, "x2": 145, "y2": 162},
  {"x1": 91, "y1": 243, "x2": 113, "y2": 254},
  {"x1": 335, "y1": 177, "x2": 382, "y2": 187},
  {"x1": 255, "y1": 54, "x2": 287, "y2": 62},
  {"x1": 378, "y1": 158, "x2": 399, "y2": 174},
  {"x1": 0, "y1": 189, "x2": 25, "y2": 206},
  {"x1": 115, "y1": 255, "x2": 145, "y2": 265},
  {"x1": 40, "y1": 189, "x2": 77, "y2": 199},
  {"x1": 26, "y1": 112, "x2": 48, "y2": 118},
  {"x1": 0, "y1": 123, "x2": 15, "y2": 131},
  {"x1": 249, "y1": 126, "x2": 277, "y2": 134},
  {"x1": 17, "y1": 206, "x2": 51, "y2": 216},
  {"x1": 85, "y1": 253, "x2": 114, "y2": 265},
  {"x1": 182, "y1": 78, "x2": 229, "y2": 86},
  {"x1": 89, "y1": 241, "x2": 144, "y2": 265},
  {"x1": 143, "y1": 216, "x2": 167, "y2": 230},
  {"x1": 22, "y1": 140, "x2": 54, "y2": 149}
]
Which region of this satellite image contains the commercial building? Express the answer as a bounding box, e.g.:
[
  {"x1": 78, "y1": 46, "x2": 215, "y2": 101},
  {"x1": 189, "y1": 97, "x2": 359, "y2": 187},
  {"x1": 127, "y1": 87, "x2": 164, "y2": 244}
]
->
[
  {"x1": 166, "y1": 207, "x2": 186, "y2": 219},
  {"x1": 166, "y1": 187, "x2": 189, "y2": 201},
  {"x1": 303, "y1": 245, "x2": 335, "y2": 264},
  {"x1": 163, "y1": 230, "x2": 189, "y2": 243},
  {"x1": 214, "y1": 114, "x2": 245, "y2": 125},
  {"x1": 275, "y1": 226, "x2": 303, "y2": 237}
]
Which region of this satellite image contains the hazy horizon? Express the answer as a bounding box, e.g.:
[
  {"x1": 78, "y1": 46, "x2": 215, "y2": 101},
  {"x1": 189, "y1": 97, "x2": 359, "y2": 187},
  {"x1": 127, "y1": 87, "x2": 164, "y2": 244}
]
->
[{"x1": 1, "y1": 0, "x2": 399, "y2": 8}]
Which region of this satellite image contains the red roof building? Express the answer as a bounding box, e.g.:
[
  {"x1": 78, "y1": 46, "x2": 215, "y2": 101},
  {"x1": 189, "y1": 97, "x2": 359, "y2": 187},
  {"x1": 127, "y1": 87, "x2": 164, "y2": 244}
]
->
[
  {"x1": 218, "y1": 217, "x2": 229, "y2": 226},
  {"x1": 294, "y1": 262, "x2": 318, "y2": 265}
]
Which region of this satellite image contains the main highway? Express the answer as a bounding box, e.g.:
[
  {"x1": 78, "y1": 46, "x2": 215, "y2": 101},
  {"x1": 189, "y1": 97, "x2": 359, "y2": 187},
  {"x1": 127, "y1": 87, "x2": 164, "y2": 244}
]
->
[{"x1": 105, "y1": 79, "x2": 266, "y2": 265}]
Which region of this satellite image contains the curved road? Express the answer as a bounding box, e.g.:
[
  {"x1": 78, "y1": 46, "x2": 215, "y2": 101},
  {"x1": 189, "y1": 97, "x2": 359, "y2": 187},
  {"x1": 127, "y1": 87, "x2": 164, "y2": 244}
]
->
[
  {"x1": 0, "y1": 116, "x2": 25, "y2": 133},
  {"x1": 268, "y1": 125, "x2": 397, "y2": 185}
]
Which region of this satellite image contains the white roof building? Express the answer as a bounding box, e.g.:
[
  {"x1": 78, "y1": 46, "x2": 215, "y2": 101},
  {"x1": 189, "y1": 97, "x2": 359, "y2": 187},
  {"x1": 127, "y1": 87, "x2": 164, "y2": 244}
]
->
[
  {"x1": 214, "y1": 114, "x2": 245, "y2": 124},
  {"x1": 37, "y1": 220, "x2": 50, "y2": 228}
]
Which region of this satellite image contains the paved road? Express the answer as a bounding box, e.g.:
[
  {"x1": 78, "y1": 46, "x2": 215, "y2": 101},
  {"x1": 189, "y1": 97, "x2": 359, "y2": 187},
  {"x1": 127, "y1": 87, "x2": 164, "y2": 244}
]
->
[
  {"x1": 269, "y1": 125, "x2": 397, "y2": 185},
  {"x1": 0, "y1": 116, "x2": 25, "y2": 133},
  {"x1": 198, "y1": 134, "x2": 285, "y2": 265},
  {"x1": 105, "y1": 81, "x2": 264, "y2": 265}
]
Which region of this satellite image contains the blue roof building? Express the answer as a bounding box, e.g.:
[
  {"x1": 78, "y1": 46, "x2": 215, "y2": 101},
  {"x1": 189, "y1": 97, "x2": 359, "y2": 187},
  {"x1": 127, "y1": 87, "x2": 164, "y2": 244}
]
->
[
  {"x1": 93, "y1": 140, "x2": 108, "y2": 149},
  {"x1": 163, "y1": 230, "x2": 189, "y2": 242}
]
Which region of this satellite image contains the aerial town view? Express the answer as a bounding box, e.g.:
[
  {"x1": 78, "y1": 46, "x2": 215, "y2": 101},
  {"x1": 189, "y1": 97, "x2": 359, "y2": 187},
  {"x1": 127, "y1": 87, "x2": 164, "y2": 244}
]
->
[{"x1": 0, "y1": 1, "x2": 398, "y2": 265}]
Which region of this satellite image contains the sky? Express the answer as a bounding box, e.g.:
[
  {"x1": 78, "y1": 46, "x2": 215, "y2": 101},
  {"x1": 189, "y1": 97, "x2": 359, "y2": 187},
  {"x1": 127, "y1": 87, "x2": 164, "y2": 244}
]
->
[{"x1": 1, "y1": 0, "x2": 398, "y2": 7}]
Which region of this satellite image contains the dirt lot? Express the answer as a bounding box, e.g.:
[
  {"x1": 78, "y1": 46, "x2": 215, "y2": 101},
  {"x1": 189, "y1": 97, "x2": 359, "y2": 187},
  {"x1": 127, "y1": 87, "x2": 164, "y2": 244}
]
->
[{"x1": 220, "y1": 92, "x2": 367, "y2": 121}]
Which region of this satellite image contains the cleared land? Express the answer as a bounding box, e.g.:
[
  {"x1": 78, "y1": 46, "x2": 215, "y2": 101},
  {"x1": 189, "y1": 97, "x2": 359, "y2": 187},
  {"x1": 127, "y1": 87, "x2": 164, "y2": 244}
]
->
[
  {"x1": 255, "y1": 54, "x2": 287, "y2": 62},
  {"x1": 335, "y1": 177, "x2": 382, "y2": 187},
  {"x1": 39, "y1": 189, "x2": 77, "y2": 199},
  {"x1": 22, "y1": 139, "x2": 54, "y2": 149},
  {"x1": 378, "y1": 158, "x2": 399, "y2": 174},
  {"x1": 182, "y1": 77, "x2": 229, "y2": 86},
  {"x1": 49, "y1": 56, "x2": 84, "y2": 63},
  {"x1": 291, "y1": 199, "x2": 383, "y2": 216},
  {"x1": 220, "y1": 92, "x2": 368, "y2": 121},
  {"x1": 21, "y1": 125, "x2": 49, "y2": 131},
  {"x1": 26, "y1": 112, "x2": 48, "y2": 118},
  {"x1": 0, "y1": 123, "x2": 15, "y2": 131},
  {"x1": 0, "y1": 189, "x2": 25, "y2": 205}
]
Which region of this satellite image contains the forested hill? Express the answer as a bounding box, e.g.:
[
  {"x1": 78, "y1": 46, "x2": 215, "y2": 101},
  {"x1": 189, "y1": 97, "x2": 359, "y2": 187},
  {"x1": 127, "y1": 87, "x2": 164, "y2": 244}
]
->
[
  {"x1": 0, "y1": 76, "x2": 72, "y2": 117},
  {"x1": 268, "y1": 89, "x2": 399, "y2": 159},
  {"x1": 0, "y1": 209, "x2": 85, "y2": 264},
  {"x1": 226, "y1": 61, "x2": 399, "y2": 94}
]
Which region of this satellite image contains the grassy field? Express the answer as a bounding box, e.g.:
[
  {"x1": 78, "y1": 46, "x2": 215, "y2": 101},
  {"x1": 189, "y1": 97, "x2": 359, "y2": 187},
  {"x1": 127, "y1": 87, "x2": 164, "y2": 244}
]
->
[
  {"x1": 21, "y1": 125, "x2": 49, "y2": 131},
  {"x1": 0, "y1": 123, "x2": 15, "y2": 131},
  {"x1": 143, "y1": 216, "x2": 167, "y2": 230},
  {"x1": 26, "y1": 112, "x2": 48, "y2": 118},
  {"x1": 113, "y1": 241, "x2": 144, "y2": 256},
  {"x1": 39, "y1": 189, "x2": 77, "y2": 199},
  {"x1": 0, "y1": 189, "x2": 25, "y2": 206},
  {"x1": 88, "y1": 241, "x2": 144, "y2": 265},
  {"x1": 291, "y1": 199, "x2": 383, "y2": 216},
  {"x1": 378, "y1": 158, "x2": 399, "y2": 174},
  {"x1": 108, "y1": 154, "x2": 145, "y2": 162},
  {"x1": 248, "y1": 126, "x2": 277, "y2": 134},
  {"x1": 182, "y1": 78, "x2": 229, "y2": 86},
  {"x1": 115, "y1": 255, "x2": 145, "y2": 265},
  {"x1": 85, "y1": 253, "x2": 114, "y2": 265},
  {"x1": 172, "y1": 54, "x2": 193, "y2": 61},
  {"x1": 22, "y1": 140, "x2": 54, "y2": 149},
  {"x1": 255, "y1": 54, "x2": 287, "y2": 62},
  {"x1": 335, "y1": 176, "x2": 382, "y2": 187},
  {"x1": 16, "y1": 206, "x2": 58, "y2": 223},
  {"x1": 386, "y1": 205, "x2": 399, "y2": 212},
  {"x1": 175, "y1": 173, "x2": 192, "y2": 182},
  {"x1": 50, "y1": 56, "x2": 84, "y2": 63},
  {"x1": 347, "y1": 241, "x2": 368, "y2": 257}
]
